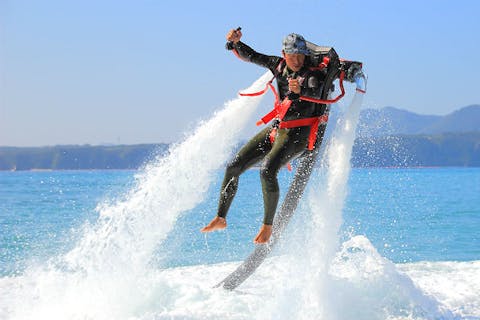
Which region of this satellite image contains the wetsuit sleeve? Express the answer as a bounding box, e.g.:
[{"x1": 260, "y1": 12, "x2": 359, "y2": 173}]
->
[{"x1": 232, "y1": 41, "x2": 282, "y2": 74}]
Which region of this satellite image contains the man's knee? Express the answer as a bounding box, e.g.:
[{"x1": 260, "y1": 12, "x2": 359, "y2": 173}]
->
[
  {"x1": 260, "y1": 166, "x2": 272, "y2": 180},
  {"x1": 225, "y1": 158, "x2": 243, "y2": 178},
  {"x1": 260, "y1": 165, "x2": 278, "y2": 189}
]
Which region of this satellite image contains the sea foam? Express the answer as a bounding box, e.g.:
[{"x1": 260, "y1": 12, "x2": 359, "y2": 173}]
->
[
  {"x1": 1, "y1": 73, "x2": 271, "y2": 320},
  {"x1": 1, "y1": 73, "x2": 476, "y2": 320}
]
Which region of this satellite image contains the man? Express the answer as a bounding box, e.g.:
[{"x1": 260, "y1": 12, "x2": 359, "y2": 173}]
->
[{"x1": 201, "y1": 29, "x2": 329, "y2": 244}]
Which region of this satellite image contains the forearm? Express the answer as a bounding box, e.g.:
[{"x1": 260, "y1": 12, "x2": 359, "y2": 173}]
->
[{"x1": 232, "y1": 41, "x2": 280, "y2": 72}]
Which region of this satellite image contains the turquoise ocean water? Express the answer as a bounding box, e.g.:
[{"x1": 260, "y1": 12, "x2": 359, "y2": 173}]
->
[
  {"x1": 1, "y1": 75, "x2": 478, "y2": 319},
  {"x1": 1, "y1": 168, "x2": 479, "y2": 319},
  {"x1": 1, "y1": 168, "x2": 478, "y2": 277}
]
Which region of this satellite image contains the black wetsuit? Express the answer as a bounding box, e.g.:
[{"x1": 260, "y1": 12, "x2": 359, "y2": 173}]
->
[{"x1": 217, "y1": 41, "x2": 329, "y2": 225}]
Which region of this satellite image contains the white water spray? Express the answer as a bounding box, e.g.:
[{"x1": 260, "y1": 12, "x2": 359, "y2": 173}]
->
[
  {"x1": 7, "y1": 72, "x2": 272, "y2": 320},
  {"x1": 3, "y1": 72, "x2": 464, "y2": 320},
  {"x1": 275, "y1": 88, "x2": 365, "y2": 320},
  {"x1": 269, "y1": 78, "x2": 454, "y2": 319},
  {"x1": 261, "y1": 79, "x2": 365, "y2": 320},
  {"x1": 65, "y1": 72, "x2": 272, "y2": 274}
]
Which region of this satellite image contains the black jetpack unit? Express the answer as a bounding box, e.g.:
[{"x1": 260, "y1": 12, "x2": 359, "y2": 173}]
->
[{"x1": 306, "y1": 41, "x2": 365, "y2": 87}]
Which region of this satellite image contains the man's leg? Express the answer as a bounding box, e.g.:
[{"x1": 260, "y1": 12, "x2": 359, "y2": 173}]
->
[
  {"x1": 254, "y1": 128, "x2": 308, "y2": 243},
  {"x1": 201, "y1": 127, "x2": 273, "y2": 232}
]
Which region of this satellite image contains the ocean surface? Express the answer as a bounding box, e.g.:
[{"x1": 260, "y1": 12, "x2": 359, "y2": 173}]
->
[{"x1": 1, "y1": 74, "x2": 479, "y2": 319}]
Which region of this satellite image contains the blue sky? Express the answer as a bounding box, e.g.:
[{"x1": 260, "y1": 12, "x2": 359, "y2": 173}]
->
[{"x1": 1, "y1": 0, "x2": 479, "y2": 146}]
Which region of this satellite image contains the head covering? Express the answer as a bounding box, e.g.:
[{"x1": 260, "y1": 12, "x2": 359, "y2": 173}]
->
[{"x1": 282, "y1": 33, "x2": 309, "y2": 55}]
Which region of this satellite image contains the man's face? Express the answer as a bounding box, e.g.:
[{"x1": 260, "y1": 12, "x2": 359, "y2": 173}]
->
[{"x1": 283, "y1": 52, "x2": 305, "y2": 72}]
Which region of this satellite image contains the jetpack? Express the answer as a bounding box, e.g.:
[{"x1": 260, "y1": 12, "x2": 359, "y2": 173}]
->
[{"x1": 216, "y1": 36, "x2": 367, "y2": 290}]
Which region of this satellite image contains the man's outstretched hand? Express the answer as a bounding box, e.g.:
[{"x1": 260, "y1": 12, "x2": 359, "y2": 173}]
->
[{"x1": 226, "y1": 28, "x2": 242, "y2": 44}]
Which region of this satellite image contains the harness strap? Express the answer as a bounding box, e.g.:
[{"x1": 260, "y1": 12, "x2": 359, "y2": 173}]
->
[
  {"x1": 239, "y1": 70, "x2": 346, "y2": 111},
  {"x1": 278, "y1": 115, "x2": 329, "y2": 150},
  {"x1": 256, "y1": 98, "x2": 292, "y2": 126},
  {"x1": 308, "y1": 56, "x2": 330, "y2": 71},
  {"x1": 239, "y1": 77, "x2": 276, "y2": 97}
]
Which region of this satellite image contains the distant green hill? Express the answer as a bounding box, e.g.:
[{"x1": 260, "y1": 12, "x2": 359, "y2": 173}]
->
[
  {"x1": 352, "y1": 132, "x2": 480, "y2": 167},
  {"x1": 0, "y1": 144, "x2": 168, "y2": 171},
  {"x1": 1, "y1": 105, "x2": 479, "y2": 170},
  {"x1": 1, "y1": 133, "x2": 479, "y2": 170},
  {"x1": 356, "y1": 104, "x2": 480, "y2": 137},
  {"x1": 422, "y1": 105, "x2": 480, "y2": 134}
]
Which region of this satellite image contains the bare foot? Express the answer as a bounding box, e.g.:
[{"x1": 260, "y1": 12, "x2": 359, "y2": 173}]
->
[
  {"x1": 200, "y1": 216, "x2": 227, "y2": 233},
  {"x1": 253, "y1": 224, "x2": 272, "y2": 244}
]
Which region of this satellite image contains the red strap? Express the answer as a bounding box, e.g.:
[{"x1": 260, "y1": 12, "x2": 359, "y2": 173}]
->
[
  {"x1": 256, "y1": 109, "x2": 276, "y2": 126},
  {"x1": 308, "y1": 56, "x2": 331, "y2": 71},
  {"x1": 277, "y1": 99, "x2": 292, "y2": 121},
  {"x1": 239, "y1": 80, "x2": 276, "y2": 97},
  {"x1": 278, "y1": 115, "x2": 328, "y2": 150},
  {"x1": 278, "y1": 116, "x2": 326, "y2": 129},
  {"x1": 356, "y1": 88, "x2": 366, "y2": 94},
  {"x1": 308, "y1": 120, "x2": 320, "y2": 150},
  {"x1": 256, "y1": 98, "x2": 292, "y2": 126},
  {"x1": 269, "y1": 128, "x2": 277, "y2": 144},
  {"x1": 255, "y1": 70, "x2": 345, "y2": 127}
]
